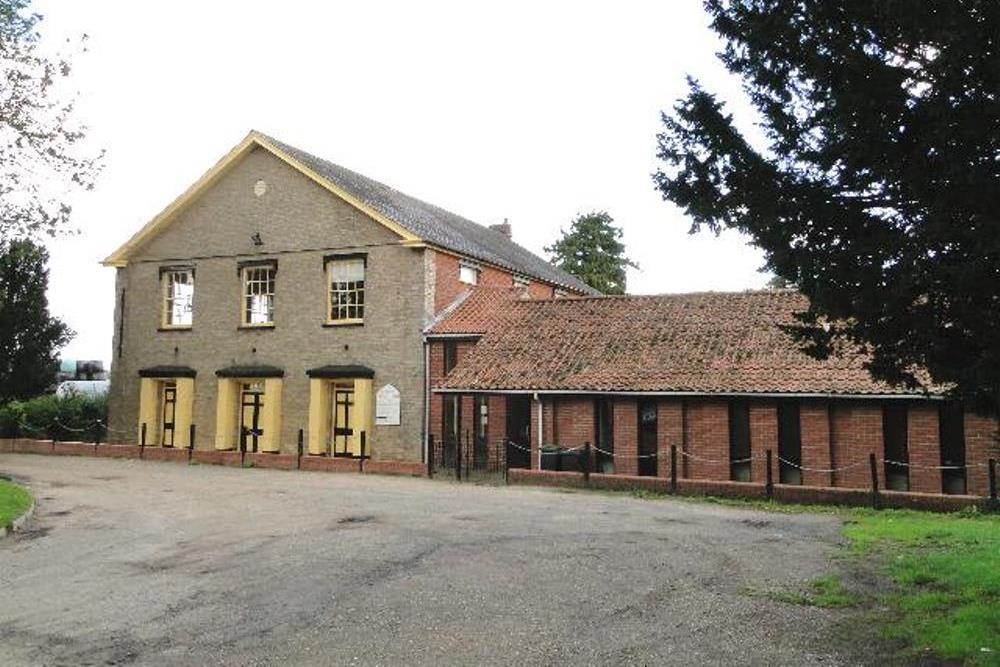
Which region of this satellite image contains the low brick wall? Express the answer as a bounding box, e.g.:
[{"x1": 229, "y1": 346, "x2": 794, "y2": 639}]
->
[
  {"x1": 300, "y1": 455, "x2": 362, "y2": 473},
  {"x1": 507, "y1": 468, "x2": 992, "y2": 512},
  {"x1": 363, "y1": 460, "x2": 425, "y2": 477},
  {"x1": 140, "y1": 447, "x2": 189, "y2": 462},
  {"x1": 192, "y1": 450, "x2": 242, "y2": 467},
  {"x1": 248, "y1": 452, "x2": 299, "y2": 470},
  {"x1": 93, "y1": 444, "x2": 142, "y2": 459}
]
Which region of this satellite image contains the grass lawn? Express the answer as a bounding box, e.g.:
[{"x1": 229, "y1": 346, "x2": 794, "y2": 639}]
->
[
  {"x1": 0, "y1": 477, "x2": 32, "y2": 530},
  {"x1": 843, "y1": 508, "x2": 1000, "y2": 666}
]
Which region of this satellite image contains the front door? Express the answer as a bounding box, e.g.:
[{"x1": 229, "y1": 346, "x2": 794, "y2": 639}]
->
[
  {"x1": 331, "y1": 382, "x2": 357, "y2": 457},
  {"x1": 240, "y1": 382, "x2": 264, "y2": 453},
  {"x1": 160, "y1": 382, "x2": 177, "y2": 447},
  {"x1": 505, "y1": 395, "x2": 531, "y2": 469}
]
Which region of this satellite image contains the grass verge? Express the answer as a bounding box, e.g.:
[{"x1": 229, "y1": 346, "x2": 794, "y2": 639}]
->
[
  {"x1": 0, "y1": 477, "x2": 32, "y2": 530},
  {"x1": 842, "y1": 509, "x2": 999, "y2": 666}
]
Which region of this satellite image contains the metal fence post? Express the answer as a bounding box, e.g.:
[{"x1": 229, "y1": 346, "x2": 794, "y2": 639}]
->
[
  {"x1": 428, "y1": 433, "x2": 435, "y2": 478},
  {"x1": 455, "y1": 432, "x2": 462, "y2": 482},
  {"x1": 765, "y1": 449, "x2": 774, "y2": 500},
  {"x1": 188, "y1": 424, "x2": 196, "y2": 461},
  {"x1": 140, "y1": 422, "x2": 146, "y2": 459},
  {"x1": 584, "y1": 441, "x2": 591, "y2": 487},
  {"x1": 869, "y1": 452, "x2": 881, "y2": 509},
  {"x1": 504, "y1": 440, "x2": 510, "y2": 485},
  {"x1": 670, "y1": 445, "x2": 678, "y2": 494},
  {"x1": 359, "y1": 431, "x2": 366, "y2": 473},
  {"x1": 297, "y1": 429, "x2": 304, "y2": 469}
]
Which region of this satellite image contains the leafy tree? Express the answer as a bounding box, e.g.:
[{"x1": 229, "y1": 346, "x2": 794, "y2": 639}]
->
[
  {"x1": 653, "y1": 1, "x2": 1000, "y2": 409},
  {"x1": 1, "y1": 0, "x2": 101, "y2": 240},
  {"x1": 546, "y1": 211, "x2": 638, "y2": 295},
  {"x1": 0, "y1": 239, "x2": 73, "y2": 402}
]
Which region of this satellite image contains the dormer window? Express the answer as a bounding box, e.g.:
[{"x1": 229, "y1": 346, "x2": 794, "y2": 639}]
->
[
  {"x1": 161, "y1": 267, "x2": 194, "y2": 328},
  {"x1": 459, "y1": 262, "x2": 480, "y2": 285},
  {"x1": 513, "y1": 275, "x2": 530, "y2": 288}
]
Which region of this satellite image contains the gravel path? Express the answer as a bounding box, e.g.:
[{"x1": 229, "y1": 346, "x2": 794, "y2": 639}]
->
[{"x1": 0, "y1": 454, "x2": 875, "y2": 665}]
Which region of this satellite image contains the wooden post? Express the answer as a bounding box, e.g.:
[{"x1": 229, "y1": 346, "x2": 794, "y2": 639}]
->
[
  {"x1": 427, "y1": 433, "x2": 435, "y2": 478},
  {"x1": 988, "y1": 458, "x2": 997, "y2": 504},
  {"x1": 455, "y1": 431, "x2": 462, "y2": 482},
  {"x1": 140, "y1": 422, "x2": 146, "y2": 459},
  {"x1": 584, "y1": 441, "x2": 591, "y2": 487},
  {"x1": 504, "y1": 440, "x2": 510, "y2": 485},
  {"x1": 670, "y1": 445, "x2": 678, "y2": 494},
  {"x1": 188, "y1": 424, "x2": 195, "y2": 461},
  {"x1": 869, "y1": 452, "x2": 881, "y2": 510},
  {"x1": 359, "y1": 431, "x2": 366, "y2": 473},
  {"x1": 765, "y1": 449, "x2": 774, "y2": 500},
  {"x1": 297, "y1": 429, "x2": 304, "y2": 469}
]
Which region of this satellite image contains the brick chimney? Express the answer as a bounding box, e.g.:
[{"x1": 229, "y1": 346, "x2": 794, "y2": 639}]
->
[{"x1": 489, "y1": 218, "x2": 512, "y2": 238}]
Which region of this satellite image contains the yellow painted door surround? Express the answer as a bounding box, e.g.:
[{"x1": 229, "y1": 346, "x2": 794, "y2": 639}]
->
[
  {"x1": 307, "y1": 376, "x2": 372, "y2": 457},
  {"x1": 214, "y1": 377, "x2": 283, "y2": 452},
  {"x1": 138, "y1": 376, "x2": 194, "y2": 447}
]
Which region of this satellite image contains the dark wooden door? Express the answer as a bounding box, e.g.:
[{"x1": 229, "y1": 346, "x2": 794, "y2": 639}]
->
[{"x1": 506, "y1": 395, "x2": 531, "y2": 469}]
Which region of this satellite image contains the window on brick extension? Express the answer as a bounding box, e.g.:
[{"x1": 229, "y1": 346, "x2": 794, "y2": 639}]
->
[
  {"x1": 939, "y1": 403, "x2": 966, "y2": 495},
  {"x1": 638, "y1": 400, "x2": 658, "y2": 477},
  {"x1": 459, "y1": 263, "x2": 479, "y2": 285},
  {"x1": 729, "y1": 401, "x2": 751, "y2": 482},
  {"x1": 883, "y1": 404, "x2": 909, "y2": 491},
  {"x1": 161, "y1": 268, "x2": 194, "y2": 328},
  {"x1": 777, "y1": 401, "x2": 802, "y2": 485},
  {"x1": 443, "y1": 341, "x2": 458, "y2": 374},
  {"x1": 327, "y1": 255, "x2": 366, "y2": 324},
  {"x1": 241, "y1": 264, "x2": 275, "y2": 326},
  {"x1": 512, "y1": 275, "x2": 530, "y2": 288}
]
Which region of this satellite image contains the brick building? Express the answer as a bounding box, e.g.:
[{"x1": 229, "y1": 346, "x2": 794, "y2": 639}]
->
[
  {"x1": 429, "y1": 289, "x2": 999, "y2": 496},
  {"x1": 102, "y1": 131, "x2": 594, "y2": 469}
]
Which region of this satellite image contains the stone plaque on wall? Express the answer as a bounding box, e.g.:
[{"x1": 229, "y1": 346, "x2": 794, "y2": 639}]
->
[{"x1": 375, "y1": 384, "x2": 401, "y2": 426}]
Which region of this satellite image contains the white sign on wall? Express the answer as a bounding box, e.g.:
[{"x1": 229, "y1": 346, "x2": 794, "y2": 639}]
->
[{"x1": 375, "y1": 384, "x2": 401, "y2": 426}]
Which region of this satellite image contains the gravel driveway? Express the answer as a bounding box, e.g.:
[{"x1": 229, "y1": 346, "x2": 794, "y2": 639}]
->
[{"x1": 0, "y1": 454, "x2": 877, "y2": 665}]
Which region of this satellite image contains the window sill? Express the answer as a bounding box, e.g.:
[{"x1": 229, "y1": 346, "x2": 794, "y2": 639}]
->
[
  {"x1": 157, "y1": 326, "x2": 193, "y2": 332},
  {"x1": 323, "y1": 320, "x2": 364, "y2": 328},
  {"x1": 238, "y1": 324, "x2": 275, "y2": 331}
]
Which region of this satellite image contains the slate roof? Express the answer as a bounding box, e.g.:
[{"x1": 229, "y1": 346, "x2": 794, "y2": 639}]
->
[
  {"x1": 261, "y1": 134, "x2": 598, "y2": 295},
  {"x1": 435, "y1": 290, "x2": 944, "y2": 396}
]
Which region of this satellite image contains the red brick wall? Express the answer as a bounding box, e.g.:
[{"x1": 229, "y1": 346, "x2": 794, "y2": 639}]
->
[
  {"x1": 831, "y1": 404, "x2": 885, "y2": 488},
  {"x1": 427, "y1": 339, "x2": 477, "y2": 449},
  {"x1": 658, "y1": 401, "x2": 683, "y2": 478},
  {"x1": 907, "y1": 405, "x2": 942, "y2": 494},
  {"x1": 683, "y1": 401, "x2": 729, "y2": 480},
  {"x1": 800, "y1": 402, "x2": 832, "y2": 487},
  {"x1": 553, "y1": 398, "x2": 594, "y2": 446},
  {"x1": 749, "y1": 403, "x2": 777, "y2": 483},
  {"x1": 612, "y1": 399, "x2": 638, "y2": 476},
  {"x1": 965, "y1": 410, "x2": 998, "y2": 497}
]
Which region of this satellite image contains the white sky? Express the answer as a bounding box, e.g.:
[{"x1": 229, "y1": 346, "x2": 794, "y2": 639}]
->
[{"x1": 33, "y1": 0, "x2": 769, "y2": 366}]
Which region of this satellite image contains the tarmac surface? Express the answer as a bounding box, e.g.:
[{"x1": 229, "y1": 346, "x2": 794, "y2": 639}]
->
[{"x1": 0, "y1": 454, "x2": 881, "y2": 665}]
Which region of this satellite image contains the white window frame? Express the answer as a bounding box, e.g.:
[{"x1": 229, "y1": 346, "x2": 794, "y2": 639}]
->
[
  {"x1": 459, "y1": 262, "x2": 480, "y2": 285},
  {"x1": 554, "y1": 288, "x2": 569, "y2": 299},
  {"x1": 326, "y1": 255, "x2": 366, "y2": 325},
  {"x1": 513, "y1": 275, "x2": 530, "y2": 288},
  {"x1": 241, "y1": 264, "x2": 276, "y2": 327},
  {"x1": 161, "y1": 268, "x2": 194, "y2": 329}
]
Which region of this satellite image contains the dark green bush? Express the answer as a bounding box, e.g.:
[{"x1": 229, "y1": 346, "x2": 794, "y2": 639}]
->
[{"x1": 0, "y1": 392, "x2": 108, "y2": 441}]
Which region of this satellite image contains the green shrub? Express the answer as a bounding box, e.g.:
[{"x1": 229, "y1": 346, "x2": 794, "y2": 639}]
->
[{"x1": 0, "y1": 392, "x2": 108, "y2": 441}]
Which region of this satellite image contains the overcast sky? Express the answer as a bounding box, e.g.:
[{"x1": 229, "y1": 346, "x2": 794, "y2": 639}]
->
[{"x1": 33, "y1": 0, "x2": 768, "y2": 366}]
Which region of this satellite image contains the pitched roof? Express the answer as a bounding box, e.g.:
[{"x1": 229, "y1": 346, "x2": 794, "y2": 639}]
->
[
  {"x1": 104, "y1": 130, "x2": 596, "y2": 294},
  {"x1": 260, "y1": 135, "x2": 596, "y2": 294},
  {"x1": 425, "y1": 286, "x2": 534, "y2": 336},
  {"x1": 435, "y1": 290, "x2": 944, "y2": 396}
]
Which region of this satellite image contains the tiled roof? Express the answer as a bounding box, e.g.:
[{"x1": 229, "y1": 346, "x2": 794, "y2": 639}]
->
[
  {"x1": 435, "y1": 290, "x2": 944, "y2": 396},
  {"x1": 425, "y1": 287, "x2": 534, "y2": 336},
  {"x1": 261, "y1": 135, "x2": 598, "y2": 295}
]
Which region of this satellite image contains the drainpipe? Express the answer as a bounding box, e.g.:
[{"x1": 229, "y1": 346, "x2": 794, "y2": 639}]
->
[
  {"x1": 423, "y1": 337, "x2": 430, "y2": 464},
  {"x1": 535, "y1": 392, "x2": 543, "y2": 470}
]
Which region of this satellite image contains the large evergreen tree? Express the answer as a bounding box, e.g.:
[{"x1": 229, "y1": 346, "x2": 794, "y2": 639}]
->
[
  {"x1": 546, "y1": 211, "x2": 637, "y2": 295},
  {"x1": 653, "y1": 1, "x2": 1000, "y2": 408},
  {"x1": 1, "y1": 0, "x2": 101, "y2": 240},
  {"x1": 0, "y1": 240, "x2": 73, "y2": 401}
]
